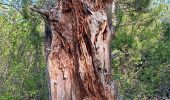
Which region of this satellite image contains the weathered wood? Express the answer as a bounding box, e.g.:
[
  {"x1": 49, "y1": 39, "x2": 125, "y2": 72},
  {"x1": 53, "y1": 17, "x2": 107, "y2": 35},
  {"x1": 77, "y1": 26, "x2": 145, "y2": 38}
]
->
[{"x1": 31, "y1": 0, "x2": 117, "y2": 99}]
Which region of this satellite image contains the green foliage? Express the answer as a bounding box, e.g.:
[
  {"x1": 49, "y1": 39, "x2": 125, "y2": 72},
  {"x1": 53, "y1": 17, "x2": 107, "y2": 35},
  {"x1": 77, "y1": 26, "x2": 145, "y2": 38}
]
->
[
  {"x1": 0, "y1": 1, "x2": 48, "y2": 99},
  {"x1": 112, "y1": 1, "x2": 170, "y2": 99}
]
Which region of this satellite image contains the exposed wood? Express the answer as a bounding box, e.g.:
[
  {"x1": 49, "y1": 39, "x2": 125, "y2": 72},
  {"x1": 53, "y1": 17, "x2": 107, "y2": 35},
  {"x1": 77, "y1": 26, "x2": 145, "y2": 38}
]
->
[{"x1": 31, "y1": 0, "x2": 117, "y2": 99}]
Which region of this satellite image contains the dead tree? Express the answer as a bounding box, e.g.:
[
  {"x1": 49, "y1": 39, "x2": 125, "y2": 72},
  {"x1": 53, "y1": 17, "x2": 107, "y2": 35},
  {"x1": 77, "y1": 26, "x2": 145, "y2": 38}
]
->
[{"x1": 30, "y1": 0, "x2": 117, "y2": 99}]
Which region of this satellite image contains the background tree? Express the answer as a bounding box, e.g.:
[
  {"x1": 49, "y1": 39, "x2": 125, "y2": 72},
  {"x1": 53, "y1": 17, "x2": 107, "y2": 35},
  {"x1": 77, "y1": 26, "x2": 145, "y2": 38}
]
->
[
  {"x1": 0, "y1": 0, "x2": 48, "y2": 99},
  {"x1": 112, "y1": 0, "x2": 170, "y2": 99}
]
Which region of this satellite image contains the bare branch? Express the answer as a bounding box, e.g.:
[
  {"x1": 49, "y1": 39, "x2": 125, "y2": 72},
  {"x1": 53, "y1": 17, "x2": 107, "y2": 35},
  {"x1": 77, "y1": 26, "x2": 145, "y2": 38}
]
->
[{"x1": 29, "y1": 5, "x2": 49, "y2": 16}]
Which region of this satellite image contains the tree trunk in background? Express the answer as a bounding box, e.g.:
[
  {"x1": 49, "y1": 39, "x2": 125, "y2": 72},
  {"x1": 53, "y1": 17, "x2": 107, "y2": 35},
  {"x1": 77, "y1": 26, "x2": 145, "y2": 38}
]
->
[{"x1": 41, "y1": 0, "x2": 116, "y2": 99}]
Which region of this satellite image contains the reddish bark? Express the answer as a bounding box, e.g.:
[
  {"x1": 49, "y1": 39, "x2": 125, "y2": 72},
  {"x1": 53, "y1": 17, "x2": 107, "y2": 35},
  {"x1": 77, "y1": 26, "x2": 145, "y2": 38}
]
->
[{"x1": 31, "y1": 0, "x2": 117, "y2": 99}]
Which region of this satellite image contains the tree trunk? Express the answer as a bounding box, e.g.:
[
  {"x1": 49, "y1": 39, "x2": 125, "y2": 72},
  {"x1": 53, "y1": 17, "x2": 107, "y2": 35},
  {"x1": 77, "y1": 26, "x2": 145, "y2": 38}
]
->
[{"x1": 31, "y1": 0, "x2": 116, "y2": 99}]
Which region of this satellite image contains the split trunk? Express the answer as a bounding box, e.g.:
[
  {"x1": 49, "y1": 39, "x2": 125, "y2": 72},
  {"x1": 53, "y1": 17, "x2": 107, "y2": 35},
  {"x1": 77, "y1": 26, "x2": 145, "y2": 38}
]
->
[{"x1": 40, "y1": 0, "x2": 116, "y2": 99}]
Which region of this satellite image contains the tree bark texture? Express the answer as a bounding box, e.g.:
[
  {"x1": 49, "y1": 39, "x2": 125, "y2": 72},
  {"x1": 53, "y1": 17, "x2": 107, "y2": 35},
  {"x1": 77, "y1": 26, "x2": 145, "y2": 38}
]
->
[{"x1": 42, "y1": 0, "x2": 116, "y2": 100}]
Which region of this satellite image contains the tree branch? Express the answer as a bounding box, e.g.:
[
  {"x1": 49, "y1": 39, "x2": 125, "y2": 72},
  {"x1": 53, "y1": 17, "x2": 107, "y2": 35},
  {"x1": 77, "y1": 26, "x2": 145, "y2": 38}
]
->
[{"x1": 29, "y1": 5, "x2": 49, "y2": 16}]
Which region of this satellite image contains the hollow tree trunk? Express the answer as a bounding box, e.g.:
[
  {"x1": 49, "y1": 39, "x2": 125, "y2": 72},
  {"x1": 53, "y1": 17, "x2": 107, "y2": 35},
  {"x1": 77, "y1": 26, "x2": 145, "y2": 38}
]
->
[{"x1": 31, "y1": 0, "x2": 116, "y2": 99}]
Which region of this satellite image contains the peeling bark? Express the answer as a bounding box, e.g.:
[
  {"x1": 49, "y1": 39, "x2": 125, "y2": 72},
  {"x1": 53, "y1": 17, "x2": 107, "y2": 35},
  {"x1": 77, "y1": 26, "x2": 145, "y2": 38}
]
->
[{"x1": 31, "y1": 0, "x2": 117, "y2": 100}]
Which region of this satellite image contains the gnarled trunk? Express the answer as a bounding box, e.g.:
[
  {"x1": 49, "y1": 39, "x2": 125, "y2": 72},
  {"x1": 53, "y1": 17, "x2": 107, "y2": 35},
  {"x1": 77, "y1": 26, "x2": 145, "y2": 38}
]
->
[{"x1": 31, "y1": 0, "x2": 117, "y2": 99}]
